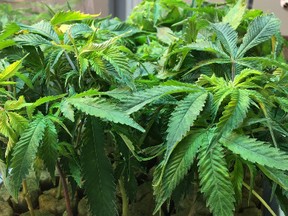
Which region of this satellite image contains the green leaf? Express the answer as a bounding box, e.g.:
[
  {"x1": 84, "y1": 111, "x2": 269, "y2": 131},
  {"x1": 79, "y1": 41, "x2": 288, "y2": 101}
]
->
[
  {"x1": 211, "y1": 22, "x2": 238, "y2": 58},
  {"x1": 214, "y1": 89, "x2": 250, "y2": 142},
  {"x1": 121, "y1": 85, "x2": 199, "y2": 114},
  {"x1": 60, "y1": 100, "x2": 75, "y2": 122},
  {"x1": 237, "y1": 15, "x2": 280, "y2": 58},
  {"x1": 185, "y1": 41, "x2": 230, "y2": 58},
  {"x1": 0, "y1": 60, "x2": 22, "y2": 81},
  {"x1": 231, "y1": 158, "x2": 244, "y2": 204},
  {"x1": 258, "y1": 165, "x2": 288, "y2": 190},
  {"x1": 186, "y1": 58, "x2": 231, "y2": 74},
  {"x1": 19, "y1": 21, "x2": 60, "y2": 43},
  {"x1": 233, "y1": 69, "x2": 262, "y2": 87},
  {"x1": 7, "y1": 112, "x2": 28, "y2": 135},
  {"x1": 211, "y1": 86, "x2": 233, "y2": 121},
  {"x1": 81, "y1": 117, "x2": 117, "y2": 216},
  {"x1": 222, "y1": 133, "x2": 288, "y2": 170},
  {"x1": 156, "y1": 27, "x2": 177, "y2": 45},
  {"x1": 50, "y1": 11, "x2": 100, "y2": 26},
  {"x1": 274, "y1": 97, "x2": 288, "y2": 113},
  {"x1": 39, "y1": 119, "x2": 58, "y2": 179},
  {"x1": 0, "y1": 22, "x2": 20, "y2": 41},
  {"x1": 164, "y1": 92, "x2": 208, "y2": 162},
  {"x1": 4, "y1": 96, "x2": 26, "y2": 111},
  {"x1": 14, "y1": 34, "x2": 52, "y2": 46},
  {"x1": 237, "y1": 57, "x2": 288, "y2": 71},
  {"x1": 223, "y1": 0, "x2": 246, "y2": 30},
  {"x1": 0, "y1": 40, "x2": 15, "y2": 50},
  {"x1": 10, "y1": 115, "x2": 46, "y2": 196},
  {"x1": 68, "y1": 97, "x2": 145, "y2": 132},
  {"x1": 153, "y1": 130, "x2": 207, "y2": 213},
  {"x1": 27, "y1": 94, "x2": 67, "y2": 118},
  {"x1": 198, "y1": 140, "x2": 235, "y2": 216},
  {"x1": 15, "y1": 72, "x2": 34, "y2": 89}
]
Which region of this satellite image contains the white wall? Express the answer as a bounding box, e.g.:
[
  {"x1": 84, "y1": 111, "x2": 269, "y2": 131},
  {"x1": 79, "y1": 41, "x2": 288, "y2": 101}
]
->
[
  {"x1": 206, "y1": 0, "x2": 288, "y2": 35},
  {"x1": 253, "y1": 0, "x2": 288, "y2": 35}
]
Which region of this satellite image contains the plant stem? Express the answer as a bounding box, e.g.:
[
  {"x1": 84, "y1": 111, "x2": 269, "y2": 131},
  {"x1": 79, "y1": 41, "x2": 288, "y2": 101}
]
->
[
  {"x1": 231, "y1": 60, "x2": 236, "y2": 81},
  {"x1": 56, "y1": 162, "x2": 73, "y2": 216},
  {"x1": 22, "y1": 180, "x2": 35, "y2": 216},
  {"x1": 56, "y1": 177, "x2": 62, "y2": 199},
  {"x1": 64, "y1": 51, "x2": 77, "y2": 71},
  {"x1": 242, "y1": 181, "x2": 277, "y2": 216},
  {"x1": 119, "y1": 177, "x2": 129, "y2": 216}
]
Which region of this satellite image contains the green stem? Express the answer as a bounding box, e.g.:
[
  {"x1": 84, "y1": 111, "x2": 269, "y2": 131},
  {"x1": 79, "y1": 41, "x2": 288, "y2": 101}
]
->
[
  {"x1": 56, "y1": 177, "x2": 62, "y2": 199},
  {"x1": 231, "y1": 60, "x2": 236, "y2": 81},
  {"x1": 119, "y1": 177, "x2": 129, "y2": 216},
  {"x1": 64, "y1": 51, "x2": 77, "y2": 71},
  {"x1": 242, "y1": 181, "x2": 277, "y2": 216},
  {"x1": 22, "y1": 180, "x2": 35, "y2": 216},
  {"x1": 57, "y1": 162, "x2": 73, "y2": 216}
]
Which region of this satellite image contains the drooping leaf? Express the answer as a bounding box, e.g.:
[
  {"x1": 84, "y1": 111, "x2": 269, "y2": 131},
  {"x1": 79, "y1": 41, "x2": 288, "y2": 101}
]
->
[
  {"x1": 19, "y1": 21, "x2": 60, "y2": 43},
  {"x1": 10, "y1": 115, "x2": 46, "y2": 196},
  {"x1": 81, "y1": 117, "x2": 117, "y2": 216},
  {"x1": 120, "y1": 85, "x2": 199, "y2": 114},
  {"x1": 198, "y1": 139, "x2": 235, "y2": 216},
  {"x1": 153, "y1": 129, "x2": 207, "y2": 213},
  {"x1": 14, "y1": 34, "x2": 52, "y2": 46},
  {"x1": 258, "y1": 165, "x2": 288, "y2": 190},
  {"x1": 237, "y1": 15, "x2": 280, "y2": 58},
  {"x1": 237, "y1": 57, "x2": 288, "y2": 71},
  {"x1": 68, "y1": 97, "x2": 145, "y2": 132},
  {"x1": 51, "y1": 11, "x2": 100, "y2": 26},
  {"x1": 222, "y1": 133, "x2": 288, "y2": 170},
  {"x1": 164, "y1": 92, "x2": 208, "y2": 162},
  {"x1": 39, "y1": 118, "x2": 58, "y2": 179},
  {"x1": 231, "y1": 158, "x2": 244, "y2": 204},
  {"x1": 185, "y1": 41, "x2": 230, "y2": 58},
  {"x1": 186, "y1": 58, "x2": 231, "y2": 74}
]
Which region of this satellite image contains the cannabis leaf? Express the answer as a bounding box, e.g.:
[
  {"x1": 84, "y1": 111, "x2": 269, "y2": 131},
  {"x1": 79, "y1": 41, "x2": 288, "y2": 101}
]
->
[
  {"x1": 10, "y1": 115, "x2": 46, "y2": 196},
  {"x1": 198, "y1": 139, "x2": 235, "y2": 216},
  {"x1": 68, "y1": 97, "x2": 145, "y2": 132},
  {"x1": 81, "y1": 117, "x2": 117, "y2": 216},
  {"x1": 153, "y1": 129, "x2": 207, "y2": 213},
  {"x1": 222, "y1": 133, "x2": 288, "y2": 170}
]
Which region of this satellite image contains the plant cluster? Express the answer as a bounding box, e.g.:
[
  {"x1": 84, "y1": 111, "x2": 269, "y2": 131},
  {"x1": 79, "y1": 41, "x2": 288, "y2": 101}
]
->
[{"x1": 0, "y1": 0, "x2": 288, "y2": 215}]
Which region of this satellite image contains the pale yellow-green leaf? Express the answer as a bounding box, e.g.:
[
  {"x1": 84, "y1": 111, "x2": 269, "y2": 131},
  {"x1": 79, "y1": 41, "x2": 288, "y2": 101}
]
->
[
  {"x1": 223, "y1": 0, "x2": 246, "y2": 30},
  {"x1": 50, "y1": 11, "x2": 100, "y2": 26},
  {"x1": 157, "y1": 27, "x2": 177, "y2": 45},
  {"x1": 4, "y1": 96, "x2": 27, "y2": 111},
  {"x1": 0, "y1": 60, "x2": 22, "y2": 81}
]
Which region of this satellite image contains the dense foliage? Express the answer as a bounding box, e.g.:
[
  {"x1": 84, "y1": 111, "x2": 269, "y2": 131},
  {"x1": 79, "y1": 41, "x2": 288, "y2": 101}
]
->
[{"x1": 0, "y1": 0, "x2": 288, "y2": 215}]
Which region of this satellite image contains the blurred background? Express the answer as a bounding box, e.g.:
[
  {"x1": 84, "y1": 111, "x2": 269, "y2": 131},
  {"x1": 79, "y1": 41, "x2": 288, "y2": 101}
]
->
[{"x1": 0, "y1": 0, "x2": 287, "y2": 35}]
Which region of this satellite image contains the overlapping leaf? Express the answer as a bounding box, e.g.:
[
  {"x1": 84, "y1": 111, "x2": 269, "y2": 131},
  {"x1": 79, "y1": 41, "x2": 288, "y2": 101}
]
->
[
  {"x1": 10, "y1": 115, "x2": 46, "y2": 196},
  {"x1": 222, "y1": 133, "x2": 288, "y2": 170},
  {"x1": 81, "y1": 117, "x2": 117, "y2": 216},
  {"x1": 153, "y1": 129, "x2": 207, "y2": 213},
  {"x1": 198, "y1": 140, "x2": 235, "y2": 216},
  {"x1": 237, "y1": 15, "x2": 280, "y2": 57},
  {"x1": 67, "y1": 97, "x2": 145, "y2": 132}
]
